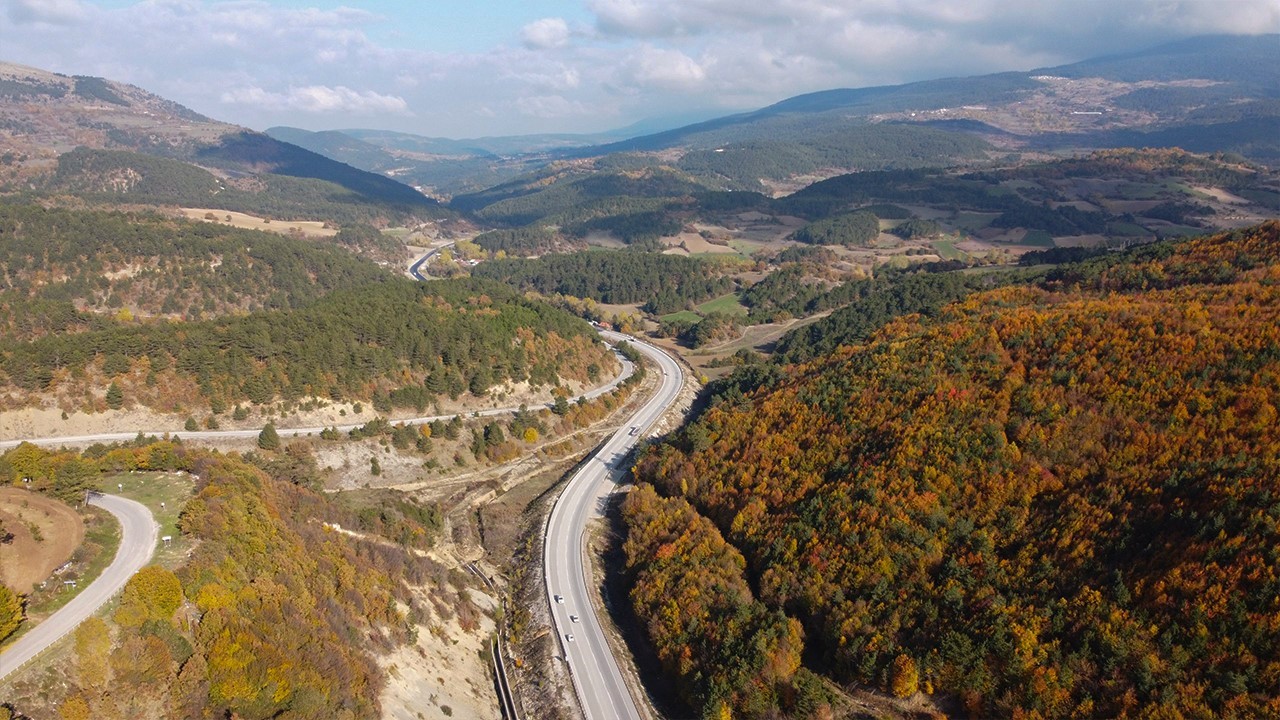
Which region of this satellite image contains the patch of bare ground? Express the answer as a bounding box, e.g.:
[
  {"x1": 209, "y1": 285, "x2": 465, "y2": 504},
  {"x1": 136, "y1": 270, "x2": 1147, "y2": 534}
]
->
[
  {"x1": 0, "y1": 356, "x2": 618, "y2": 445},
  {"x1": 0, "y1": 488, "x2": 83, "y2": 593},
  {"x1": 177, "y1": 208, "x2": 338, "y2": 238},
  {"x1": 379, "y1": 587, "x2": 500, "y2": 720}
]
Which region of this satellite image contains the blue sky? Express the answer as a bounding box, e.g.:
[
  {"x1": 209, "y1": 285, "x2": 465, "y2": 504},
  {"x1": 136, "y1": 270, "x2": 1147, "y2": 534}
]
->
[{"x1": 1, "y1": 0, "x2": 1276, "y2": 138}]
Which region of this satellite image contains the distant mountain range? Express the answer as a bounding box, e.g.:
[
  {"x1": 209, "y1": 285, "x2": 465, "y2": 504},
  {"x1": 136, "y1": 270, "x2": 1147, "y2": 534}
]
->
[
  {"x1": 0, "y1": 60, "x2": 438, "y2": 222},
  {"x1": 2, "y1": 34, "x2": 1276, "y2": 216},
  {"x1": 264, "y1": 35, "x2": 1279, "y2": 198}
]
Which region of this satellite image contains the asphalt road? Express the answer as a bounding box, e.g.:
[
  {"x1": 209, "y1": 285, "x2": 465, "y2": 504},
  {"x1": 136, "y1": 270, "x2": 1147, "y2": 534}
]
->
[
  {"x1": 0, "y1": 493, "x2": 157, "y2": 683},
  {"x1": 408, "y1": 241, "x2": 454, "y2": 281},
  {"x1": 0, "y1": 348, "x2": 634, "y2": 451},
  {"x1": 544, "y1": 331, "x2": 683, "y2": 720}
]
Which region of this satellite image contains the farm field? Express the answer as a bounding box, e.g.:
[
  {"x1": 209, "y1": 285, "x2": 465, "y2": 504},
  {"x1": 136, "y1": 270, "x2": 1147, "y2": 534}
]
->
[{"x1": 180, "y1": 207, "x2": 338, "y2": 238}]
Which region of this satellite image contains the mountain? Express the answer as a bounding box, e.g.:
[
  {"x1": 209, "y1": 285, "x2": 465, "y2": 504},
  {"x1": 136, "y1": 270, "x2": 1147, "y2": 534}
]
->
[
  {"x1": 0, "y1": 61, "x2": 438, "y2": 222},
  {"x1": 265, "y1": 115, "x2": 721, "y2": 199},
  {"x1": 581, "y1": 34, "x2": 1280, "y2": 182}
]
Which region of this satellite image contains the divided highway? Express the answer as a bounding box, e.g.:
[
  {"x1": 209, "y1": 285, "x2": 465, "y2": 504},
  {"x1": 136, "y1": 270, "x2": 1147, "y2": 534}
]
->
[
  {"x1": 544, "y1": 331, "x2": 683, "y2": 720},
  {"x1": 0, "y1": 494, "x2": 156, "y2": 683}
]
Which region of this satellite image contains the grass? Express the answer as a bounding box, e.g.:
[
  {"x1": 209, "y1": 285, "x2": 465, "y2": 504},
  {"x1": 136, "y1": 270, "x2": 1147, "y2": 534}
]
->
[
  {"x1": 932, "y1": 238, "x2": 967, "y2": 261},
  {"x1": 1020, "y1": 230, "x2": 1055, "y2": 247},
  {"x1": 728, "y1": 238, "x2": 769, "y2": 257},
  {"x1": 1107, "y1": 221, "x2": 1150, "y2": 237},
  {"x1": 696, "y1": 293, "x2": 748, "y2": 316},
  {"x1": 659, "y1": 310, "x2": 701, "y2": 324},
  {"x1": 951, "y1": 212, "x2": 999, "y2": 232},
  {"x1": 99, "y1": 471, "x2": 195, "y2": 568}
]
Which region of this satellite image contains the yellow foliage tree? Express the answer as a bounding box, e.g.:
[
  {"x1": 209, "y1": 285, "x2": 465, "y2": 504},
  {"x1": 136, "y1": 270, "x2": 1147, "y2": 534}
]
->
[
  {"x1": 114, "y1": 565, "x2": 183, "y2": 628},
  {"x1": 75, "y1": 616, "x2": 112, "y2": 690},
  {"x1": 890, "y1": 654, "x2": 919, "y2": 697},
  {"x1": 0, "y1": 585, "x2": 22, "y2": 643},
  {"x1": 57, "y1": 694, "x2": 91, "y2": 720}
]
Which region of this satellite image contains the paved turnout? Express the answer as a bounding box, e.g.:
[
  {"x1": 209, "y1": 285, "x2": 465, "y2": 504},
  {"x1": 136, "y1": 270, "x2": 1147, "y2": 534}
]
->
[
  {"x1": 0, "y1": 494, "x2": 157, "y2": 682},
  {"x1": 544, "y1": 331, "x2": 683, "y2": 720}
]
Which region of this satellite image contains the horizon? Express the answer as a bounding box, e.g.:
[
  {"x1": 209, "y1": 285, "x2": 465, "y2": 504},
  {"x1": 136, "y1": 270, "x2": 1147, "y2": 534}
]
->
[{"x1": 1, "y1": 0, "x2": 1276, "y2": 138}]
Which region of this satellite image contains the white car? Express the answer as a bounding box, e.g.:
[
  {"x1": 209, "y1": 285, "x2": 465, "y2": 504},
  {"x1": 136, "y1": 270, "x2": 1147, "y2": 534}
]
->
[
  {"x1": 570, "y1": 614, "x2": 580, "y2": 623},
  {"x1": 566, "y1": 634, "x2": 575, "y2": 642},
  {"x1": 554, "y1": 594, "x2": 564, "y2": 604}
]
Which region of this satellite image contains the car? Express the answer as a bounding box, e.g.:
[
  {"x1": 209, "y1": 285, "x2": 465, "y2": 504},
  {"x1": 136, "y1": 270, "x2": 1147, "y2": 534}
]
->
[
  {"x1": 566, "y1": 634, "x2": 575, "y2": 642},
  {"x1": 629, "y1": 426, "x2": 639, "y2": 436},
  {"x1": 554, "y1": 594, "x2": 564, "y2": 604},
  {"x1": 570, "y1": 614, "x2": 580, "y2": 623}
]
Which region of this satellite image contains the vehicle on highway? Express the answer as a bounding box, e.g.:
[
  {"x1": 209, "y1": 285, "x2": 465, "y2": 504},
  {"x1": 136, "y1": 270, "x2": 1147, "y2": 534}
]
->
[
  {"x1": 570, "y1": 615, "x2": 579, "y2": 623},
  {"x1": 629, "y1": 426, "x2": 639, "y2": 436},
  {"x1": 566, "y1": 634, "x2": 575, "y2": 642},
  {"x1": 554, "y1": 594, "x2": 564, "y2": 604}
]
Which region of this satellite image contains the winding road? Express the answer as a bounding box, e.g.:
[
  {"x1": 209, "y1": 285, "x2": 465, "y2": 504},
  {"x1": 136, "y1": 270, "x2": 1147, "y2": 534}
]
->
[
  {"x1": 0, "y1": 493, "x2": 157, "y2": 683},
  {"x1": 544, "y1": 331, "x2": 684, "y2": 720}
]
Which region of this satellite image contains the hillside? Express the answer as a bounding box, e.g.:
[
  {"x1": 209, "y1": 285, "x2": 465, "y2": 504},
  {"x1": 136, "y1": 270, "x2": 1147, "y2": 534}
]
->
[
  {"x1": 0, "y1": 61, "x2": 439, "y2": 223},
  {"x1": 0, "y1": 276, "x2": 612, "y2": 415},
  {"x1": 0, "y1": 203, "x2": 392, "y2": 341},
  {"x1": 626, "y1": 223, "x2": 1280, "y2": 717},
  {"x1": 599, "y1": 35, "x2": 1278, "y2": 150},
  {"x1": 0, "y1": 440, "x2": 453, "y2": 719}
]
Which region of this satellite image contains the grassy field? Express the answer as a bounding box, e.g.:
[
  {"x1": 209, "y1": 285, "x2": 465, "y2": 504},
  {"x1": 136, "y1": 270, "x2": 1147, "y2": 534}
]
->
[
  {"x1": 696, "y1": 293, "x2": 748, "y2": 316},
  {"x1": 660, "y1": 309, "x2": 702, "y2": 324},
  {"x1": 952, "y1": 212, "x2": 999, "y2": 232},
  {"x1": 180, "y1": 208, "x2": 337, "y2": 238},
  {"x1": 1021, "y1": 229, "x2": 1055, "y2": 247},
  {"x1": 98, "y1": 471, "x2": 195, "y2": 568},
  {"x1": 932, "y1": 238, "x2": 968, "y2": 260}
]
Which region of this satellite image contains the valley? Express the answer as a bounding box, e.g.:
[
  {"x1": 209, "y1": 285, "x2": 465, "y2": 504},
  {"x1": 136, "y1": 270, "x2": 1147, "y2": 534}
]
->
[{"x1": 1, "y1": 25, "x2": 1278, "y2": 720}]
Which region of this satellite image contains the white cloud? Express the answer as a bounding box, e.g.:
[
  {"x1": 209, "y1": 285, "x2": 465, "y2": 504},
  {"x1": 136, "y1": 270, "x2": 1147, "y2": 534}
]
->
[
  {"x1": 521, "y1": 17, "x2": 571, "y2": 49},
  {"x1": 5, "y1": 0, "x2": 88, "y2": 25},
  {"x1": 629, "y1": 46, "x2": 706, "y2": 90},
  {"x1": 0, "y1": 0, "x2": 1274, "y2": 136},
  {"x1": 515, "y1": 94, "x2": 592, "y2": 118},
  {"x1": 222, "y1": 85, "x2": 410, "y2": 115}
]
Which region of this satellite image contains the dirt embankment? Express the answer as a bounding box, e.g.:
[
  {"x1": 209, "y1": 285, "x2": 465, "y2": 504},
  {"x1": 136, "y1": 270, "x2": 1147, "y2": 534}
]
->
[{"x1": 0, "y1": 487, "x2": 84, "y2": 594}]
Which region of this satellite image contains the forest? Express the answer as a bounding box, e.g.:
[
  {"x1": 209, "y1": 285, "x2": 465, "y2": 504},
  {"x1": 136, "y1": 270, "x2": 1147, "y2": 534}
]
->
[
  {"x1": 0, "y1": 439, "x2": 452, "y2": 719},
  {"x1": 0, "y1": 275, "x2": 613, "y2": 414},
  {"x1": 472, "y1": 251, "x2": 736, "y2": 314},
  {"x1": 49, "y1": 147, "x2": 437, "y2": 226},
  {"x1": 626, "y1": 222, "x2": 1280, "y2": 718},
  {"x1": 0, "y1": 203, "x2": 393, "y2": 339}
]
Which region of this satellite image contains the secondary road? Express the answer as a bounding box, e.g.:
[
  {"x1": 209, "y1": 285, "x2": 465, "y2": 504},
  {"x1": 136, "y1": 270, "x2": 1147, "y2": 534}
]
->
[
  {"x1": 408, "y1": 241, "x2": 455, "y2": 281},
  {"x1": 0, "y1": 493, "x2": 157, "y2": 683},
  {"x1": 0, "y1": 348, "x2": 634, "y2": 451},
  {"x1": 544, "y1": 331, "x2": 683, "y2": 720}
]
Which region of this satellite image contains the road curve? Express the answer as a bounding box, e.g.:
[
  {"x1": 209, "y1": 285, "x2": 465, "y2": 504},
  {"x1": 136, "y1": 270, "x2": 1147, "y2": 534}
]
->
[
  {"x1": 544, "y1": 331, "x2": 683, "y2": 720},
  {"x1": 0, "y1": 493, "x2": 157, "y2": 683},
  {"x1": 408, "y1": 241, "x2": 455, "y2": 281}
]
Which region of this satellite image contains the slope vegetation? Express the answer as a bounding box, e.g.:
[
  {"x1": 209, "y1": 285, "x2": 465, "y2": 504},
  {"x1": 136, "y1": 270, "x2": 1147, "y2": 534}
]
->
[{"x1": 628, "y1": 222, "x2": 1280, "y2": 717}]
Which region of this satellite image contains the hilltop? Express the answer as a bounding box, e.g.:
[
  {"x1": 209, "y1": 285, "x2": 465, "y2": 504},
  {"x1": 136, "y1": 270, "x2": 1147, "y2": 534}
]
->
[{"x1": 0, "y1": 61, "x2": 439, "y2": 223}]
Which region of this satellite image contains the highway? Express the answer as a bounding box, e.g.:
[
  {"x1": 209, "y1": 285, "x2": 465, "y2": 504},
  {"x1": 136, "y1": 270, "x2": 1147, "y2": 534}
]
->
[
  {"x1": 544, "y1": 331, "x2": 683, "y2": 720},
  {"x1": 0, "y1": 493, "x2": 156, "y2": 683}
]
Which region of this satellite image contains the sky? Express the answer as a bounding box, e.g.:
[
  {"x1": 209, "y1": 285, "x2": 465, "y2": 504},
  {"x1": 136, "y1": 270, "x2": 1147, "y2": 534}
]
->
[{"x1": 1, "y1": 0, "x2": 1276, "y2": 138}]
